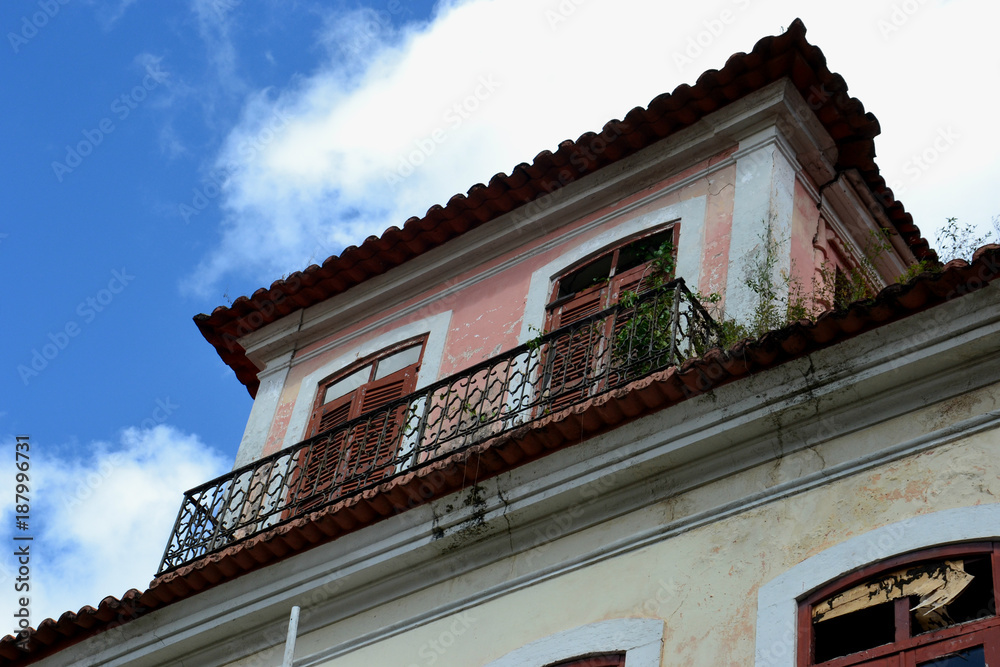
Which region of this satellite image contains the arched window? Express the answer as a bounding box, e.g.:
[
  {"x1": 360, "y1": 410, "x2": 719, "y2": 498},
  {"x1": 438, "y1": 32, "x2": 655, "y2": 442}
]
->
[
  {"x1": 290, "y1": 336, "x2": 425, "y2": 510},
  {"x1": 307, "y1": 337, "x2": 425, "y2": 438},
  {"x1": 546, "y1": 224, "x2": 678, "y2": 331},
  {"x1": 798, "y1": 542, "x2": 1000, "y2": 666}
]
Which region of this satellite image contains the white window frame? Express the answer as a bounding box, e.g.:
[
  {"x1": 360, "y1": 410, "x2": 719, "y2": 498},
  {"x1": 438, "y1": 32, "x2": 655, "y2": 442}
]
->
[
  {"x1": 484, "y1": 618, "x2": 663, "y2": 667},
  {"x1": 281, "y1": 311, "x2": 451, "y2": 451},
  {"x1": 519, "y1": 196, "x2": 706, "y2": 345}
]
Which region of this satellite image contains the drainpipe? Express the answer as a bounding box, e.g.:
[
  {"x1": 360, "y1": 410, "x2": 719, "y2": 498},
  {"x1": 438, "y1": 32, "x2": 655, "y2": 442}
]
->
[{"x1": 281, "y1": 606, "x2": 300, "y2": 667}]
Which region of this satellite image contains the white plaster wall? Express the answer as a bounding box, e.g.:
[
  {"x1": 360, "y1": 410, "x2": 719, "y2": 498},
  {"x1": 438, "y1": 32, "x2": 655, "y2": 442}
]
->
[
  {"x1": 233, "y1": 351, "x2": 293, "y2": 469},
  {"x1": 725, "y1": 127, "x2": 798, "y2": 324}
]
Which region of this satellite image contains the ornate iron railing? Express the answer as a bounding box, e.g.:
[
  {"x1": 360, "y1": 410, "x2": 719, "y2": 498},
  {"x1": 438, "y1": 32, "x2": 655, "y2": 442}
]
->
[{"x1": 158, "y1": 278, "x2": 721, "y2": 574}]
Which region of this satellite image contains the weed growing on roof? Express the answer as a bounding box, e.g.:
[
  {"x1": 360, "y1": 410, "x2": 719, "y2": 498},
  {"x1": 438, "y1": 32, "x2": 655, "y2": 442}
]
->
[{"x1": 933, "y1": 216, "x2": 998, "y2": 263}]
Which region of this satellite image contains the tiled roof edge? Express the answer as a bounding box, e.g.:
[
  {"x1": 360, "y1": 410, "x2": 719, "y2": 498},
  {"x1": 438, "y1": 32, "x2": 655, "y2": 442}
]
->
[
  {"x1": 5, "y1": 245, "x2": 996, "y2": 667},
  {"x1": 195, "y1": 18, "x2": 935, "y2": 396}
]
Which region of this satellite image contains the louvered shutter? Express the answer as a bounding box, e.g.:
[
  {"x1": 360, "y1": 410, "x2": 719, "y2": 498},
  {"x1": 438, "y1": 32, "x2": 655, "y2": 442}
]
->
[
  {"x1": 338, "y1": 368, "x2": 415, "y2": 494},
  {"x1": 545, "y1": 285, "x2": 606, "y2": 411},
  {"x1": 292, "y1": 392, "x2": 356, "y2": 511},
  {"x1": 607, "y1": 261, "x2": 669, "y2": 386}
]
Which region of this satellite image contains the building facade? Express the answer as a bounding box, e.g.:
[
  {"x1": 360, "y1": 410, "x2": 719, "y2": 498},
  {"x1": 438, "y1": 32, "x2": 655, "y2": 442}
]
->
[{"x1": 4, "y1": 18, "x2": 1000, "y2": 667}]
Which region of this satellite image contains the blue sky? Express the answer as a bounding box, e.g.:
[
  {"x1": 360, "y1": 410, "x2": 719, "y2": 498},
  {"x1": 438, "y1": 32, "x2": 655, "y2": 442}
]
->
[{"x1": 2, "y1": 0, "x2": 998, "y2": 636}]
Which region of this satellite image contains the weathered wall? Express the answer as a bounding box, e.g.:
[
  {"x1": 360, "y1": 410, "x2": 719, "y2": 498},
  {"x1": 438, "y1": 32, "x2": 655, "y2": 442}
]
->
[
  {"x1": 257, "y1": 382, "x2": 999, "y2": 667},
  {"x1": 256, "y1": 147, "x2": 739, "y2": 457}
]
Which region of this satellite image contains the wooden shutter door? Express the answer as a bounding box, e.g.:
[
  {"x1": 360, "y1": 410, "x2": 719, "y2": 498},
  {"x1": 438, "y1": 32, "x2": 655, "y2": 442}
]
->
[
  {"x1": 606, "y1": 261, "x2": 664, "y2": 386},
  {"x1": 338, "y1": 367, "x2": 417, "y2": 494},
  {"x1": 545, "y1": 285, "x2": 606, "y2": 411},
  {"x1": 292, "y1": 391, "x2": 357, "y2": 512}
]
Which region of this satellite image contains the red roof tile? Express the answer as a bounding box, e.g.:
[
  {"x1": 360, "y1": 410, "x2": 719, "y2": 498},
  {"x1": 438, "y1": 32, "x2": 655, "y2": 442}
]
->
[
  {"x1": 195, "y1": 18, "x2": 936, "y2": 397},
  {"x1": 4, "y1": 245, "x2": 998, "y2": 666}
]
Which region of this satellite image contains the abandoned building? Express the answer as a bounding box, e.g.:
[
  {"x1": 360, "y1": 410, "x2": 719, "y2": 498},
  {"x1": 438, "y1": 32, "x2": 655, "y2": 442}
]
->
[{"x1": 4, "y1": 17, "x2": 1000, "y2": 667}]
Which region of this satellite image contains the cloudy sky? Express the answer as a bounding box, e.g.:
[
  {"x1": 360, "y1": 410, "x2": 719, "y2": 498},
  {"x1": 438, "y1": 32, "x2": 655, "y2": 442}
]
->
[{"x1": 2, "y1": 0, "x2": 998, "y2": 636}]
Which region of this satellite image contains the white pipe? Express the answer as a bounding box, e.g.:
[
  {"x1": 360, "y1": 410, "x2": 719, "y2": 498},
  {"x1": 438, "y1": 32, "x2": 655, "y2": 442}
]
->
[{"x1": 281, "y1": 606, "x2": 300, "y2": 667}]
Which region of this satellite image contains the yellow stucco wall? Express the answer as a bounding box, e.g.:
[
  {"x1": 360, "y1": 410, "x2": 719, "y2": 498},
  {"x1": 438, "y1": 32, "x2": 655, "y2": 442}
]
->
[{"x1": 227, "y1": 382, "x2": 1000, "y2": 667}]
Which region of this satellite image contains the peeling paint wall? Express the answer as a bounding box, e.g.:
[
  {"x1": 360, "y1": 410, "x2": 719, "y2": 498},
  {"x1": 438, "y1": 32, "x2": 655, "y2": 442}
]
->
[
  {"x1": 266, "y1": 384, "x2": 1000, "y2": 667},
  {"x1": 252, "y1": 146, "x2": 743, "y2": 457}
]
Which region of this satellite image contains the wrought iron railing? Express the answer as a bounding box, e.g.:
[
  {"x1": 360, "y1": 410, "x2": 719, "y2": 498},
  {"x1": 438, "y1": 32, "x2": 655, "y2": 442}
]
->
[{"x1": 158, "y1": 278, "x2": 721, "y2": 574}]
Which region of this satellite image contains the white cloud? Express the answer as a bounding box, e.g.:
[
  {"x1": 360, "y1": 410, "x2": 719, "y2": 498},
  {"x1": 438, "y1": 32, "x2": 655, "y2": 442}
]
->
[
  {"x1": 191, "y1": 0, "x2": 248, "y2": 99},
  {"x1": 184, "y1": 0, "x2": 1000, "y2": 297},
  {"x1": 0, "y1": 426, "x2": 228, "y2": 636}
]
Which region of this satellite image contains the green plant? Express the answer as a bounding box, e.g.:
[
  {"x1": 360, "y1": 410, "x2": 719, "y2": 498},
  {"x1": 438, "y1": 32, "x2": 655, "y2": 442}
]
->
[
  {"x1": 934, "y1": 216, "x2": 993, "y2": 263},
  {"x1": 730, "y1": 217, "x2": 817, "y2": 341},
  {"x1": 611, "y1": 240, "x2": 679, "y2": 373},
  {"x1": 525, "y1": 324, "x2": 547, "y2": 351}
]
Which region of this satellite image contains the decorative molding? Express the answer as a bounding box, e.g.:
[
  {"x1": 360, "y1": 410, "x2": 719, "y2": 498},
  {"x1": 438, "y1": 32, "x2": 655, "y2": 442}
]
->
[{"x1": 519, "y1": 196, "x2": 707, "y2": 344}]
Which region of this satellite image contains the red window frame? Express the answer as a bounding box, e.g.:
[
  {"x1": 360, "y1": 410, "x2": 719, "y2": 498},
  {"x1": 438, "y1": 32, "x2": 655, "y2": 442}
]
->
[
  {"x1": 290, "y1": 336, "x2": 426, "y2": 511},
  {"x1": 546, "y1": 223, "x2": 680, "y2": 329},
  {"x1": 797, "y1": 543, "x2": 1000, "y2": 667},
  {"x1": 306, "y1": 336, "x2": 426, "y2": 438}
]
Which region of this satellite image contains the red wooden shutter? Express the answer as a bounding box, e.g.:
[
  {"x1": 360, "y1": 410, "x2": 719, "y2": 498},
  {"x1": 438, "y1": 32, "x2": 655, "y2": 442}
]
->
[
  {"x1": 291, "y1": 392, "x2": 356, "y2": 511},
  {"x1": 338, "y1": 367, "x2": 416, "y2": 494},
  {"x1": 545, "y1": 286, "x2": 606, "y2": 411},
  {"x1": 607, "y1": 261, "x2": 660, "y2": 376}
]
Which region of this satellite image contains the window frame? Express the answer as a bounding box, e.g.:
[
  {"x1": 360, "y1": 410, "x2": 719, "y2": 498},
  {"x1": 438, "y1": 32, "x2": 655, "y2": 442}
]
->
[
  {"x1": 306, "y1": 334, "x2": 427, "y2": 438},
  {"x1": 538, "y1": 224, "x2": 679, "y2": 410},
  {"x1": 797, "y1": 542, "x2": 1000, "y2": 667},
  {"x1": 545, "y1": 222, "x2": 680, "y2": 323},
  {"x1": 287, "y1": 335, "x2": 427, "y2": 511}
]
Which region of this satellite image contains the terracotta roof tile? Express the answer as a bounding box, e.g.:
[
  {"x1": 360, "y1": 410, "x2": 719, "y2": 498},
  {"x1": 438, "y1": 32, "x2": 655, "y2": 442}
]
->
[{"x1": 195, "y1": 18, "x2": 935, "y2": 397}]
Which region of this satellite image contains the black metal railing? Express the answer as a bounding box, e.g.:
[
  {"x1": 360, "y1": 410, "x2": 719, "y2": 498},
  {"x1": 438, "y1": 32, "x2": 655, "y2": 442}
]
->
[{"x1": 157, "y1": 278, "x2": 721, "y2": 574}]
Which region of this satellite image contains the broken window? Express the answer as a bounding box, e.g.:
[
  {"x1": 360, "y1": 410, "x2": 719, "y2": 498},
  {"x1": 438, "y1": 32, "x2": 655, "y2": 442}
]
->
[{"x1": 801, "y1": 545, "x2": 1000, "y2": 666}]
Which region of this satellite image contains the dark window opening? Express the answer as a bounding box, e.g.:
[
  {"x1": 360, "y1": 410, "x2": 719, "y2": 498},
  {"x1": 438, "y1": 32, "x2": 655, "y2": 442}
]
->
[
  {"x1": 546, "y1": 654, "x2": 625, "y2": 667},
  {"x1": 814, "y1": 601, "x2": 896, "y2": 663},
  {"x1": 555, "y1": 226, "x2": 676, "y2": 301},
  {"x1": 801, "y1": 545, "x2": 1000, "y2": 666}
]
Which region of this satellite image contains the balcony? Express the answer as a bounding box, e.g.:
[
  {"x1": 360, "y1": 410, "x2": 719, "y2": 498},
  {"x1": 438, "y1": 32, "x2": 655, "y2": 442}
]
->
[{"x1": 157, "y1": 278, "x2": 722, "y2": 574}]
